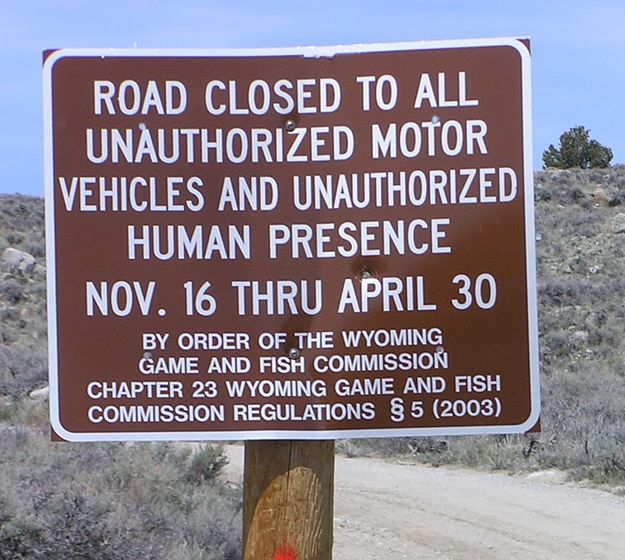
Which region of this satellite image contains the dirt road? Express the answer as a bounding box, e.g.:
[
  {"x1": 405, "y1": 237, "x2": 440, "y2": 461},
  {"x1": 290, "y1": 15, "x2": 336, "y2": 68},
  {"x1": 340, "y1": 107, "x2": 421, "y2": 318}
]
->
[{"x1": 223, "y1": 446, "x2": 625, "y2": 559}]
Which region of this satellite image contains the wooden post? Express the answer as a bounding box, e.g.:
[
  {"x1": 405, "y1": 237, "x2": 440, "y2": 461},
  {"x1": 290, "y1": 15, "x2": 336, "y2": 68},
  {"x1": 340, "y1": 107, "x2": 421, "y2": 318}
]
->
[{"x1": 243, "y1": 440, "x2": 335, "y2": 560}]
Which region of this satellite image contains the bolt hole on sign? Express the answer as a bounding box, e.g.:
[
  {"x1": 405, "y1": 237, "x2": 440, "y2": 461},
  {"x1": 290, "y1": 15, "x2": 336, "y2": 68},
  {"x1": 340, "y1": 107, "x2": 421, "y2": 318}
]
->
[{"x1": 43, "y1": 39, "x2": 539, "y2": 442}]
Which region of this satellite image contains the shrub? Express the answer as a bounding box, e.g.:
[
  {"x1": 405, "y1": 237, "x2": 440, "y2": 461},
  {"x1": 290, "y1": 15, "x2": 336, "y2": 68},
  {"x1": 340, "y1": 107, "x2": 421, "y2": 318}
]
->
[
  {"x1": 184, "y1": 444, "x2": 229, "y2": 484},
  {"x1": 0, "y1": 432, "x2": 242, "y2": 560}
]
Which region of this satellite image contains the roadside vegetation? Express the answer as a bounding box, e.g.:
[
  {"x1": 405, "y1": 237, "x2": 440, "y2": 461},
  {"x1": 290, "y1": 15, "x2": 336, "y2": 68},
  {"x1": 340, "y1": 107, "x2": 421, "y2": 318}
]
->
[{"x1": 0, "y1": 426, "x2": 240, "y2": 560}]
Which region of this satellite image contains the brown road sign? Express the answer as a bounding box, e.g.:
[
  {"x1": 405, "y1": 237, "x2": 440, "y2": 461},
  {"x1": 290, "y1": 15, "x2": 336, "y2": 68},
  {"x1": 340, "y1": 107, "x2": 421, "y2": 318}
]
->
[{"x1": 43, "y1": 39, "x2": 539, "y2": 441}]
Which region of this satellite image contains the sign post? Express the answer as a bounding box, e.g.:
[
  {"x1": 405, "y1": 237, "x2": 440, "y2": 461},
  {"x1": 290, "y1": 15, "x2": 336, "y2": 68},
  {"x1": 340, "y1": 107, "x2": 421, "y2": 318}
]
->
[
  {"x1": 44, "y1": 38, "x2": 537, "y2": 559},
  {"x1": 243, "y1": 440, "x2": 334, "y2": 560}
]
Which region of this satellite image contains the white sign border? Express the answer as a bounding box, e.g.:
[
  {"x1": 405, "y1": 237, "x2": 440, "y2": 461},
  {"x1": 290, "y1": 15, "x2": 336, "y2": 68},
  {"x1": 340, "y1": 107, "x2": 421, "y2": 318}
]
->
[{"x1": 43, "y1": 37, "x2": 539, "y2": 442}]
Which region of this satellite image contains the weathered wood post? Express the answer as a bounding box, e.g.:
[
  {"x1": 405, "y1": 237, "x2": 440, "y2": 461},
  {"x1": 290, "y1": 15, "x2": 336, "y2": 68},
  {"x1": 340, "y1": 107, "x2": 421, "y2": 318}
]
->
[{"x1": 243, "y1": 440, "x2": 335, "y2": 560}]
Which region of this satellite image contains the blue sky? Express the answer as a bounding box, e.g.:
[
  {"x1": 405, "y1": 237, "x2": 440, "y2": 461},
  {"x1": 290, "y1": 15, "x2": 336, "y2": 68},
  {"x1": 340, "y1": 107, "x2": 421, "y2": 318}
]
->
[{"x1": 2, "y1": 0, "x2": 624, "y2": 197}]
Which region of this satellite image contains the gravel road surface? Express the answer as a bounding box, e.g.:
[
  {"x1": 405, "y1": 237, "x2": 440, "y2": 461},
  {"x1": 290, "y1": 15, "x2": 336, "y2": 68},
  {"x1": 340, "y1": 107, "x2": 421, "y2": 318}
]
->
[{"x1": 223, "y1": 445, "x2": 625, "y2": 559}]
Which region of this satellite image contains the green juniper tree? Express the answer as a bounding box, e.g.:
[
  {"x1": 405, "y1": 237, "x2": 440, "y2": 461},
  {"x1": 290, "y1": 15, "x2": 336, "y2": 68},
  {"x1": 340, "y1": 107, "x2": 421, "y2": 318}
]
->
[{"x1": 543, "y1": 125, "x2": 613, "y2": 169}]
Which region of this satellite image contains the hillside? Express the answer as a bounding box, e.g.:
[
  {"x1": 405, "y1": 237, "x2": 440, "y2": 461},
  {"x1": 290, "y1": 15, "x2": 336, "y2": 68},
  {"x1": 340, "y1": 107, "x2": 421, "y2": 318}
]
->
[
  {"x1": 0, "y1": 166, "x2": 625, "y2": 479},
  {"x1": 0, "y1": 195, "x2": 47, "y2": 399},
  {"x1": 3, "y1": 169, "x2": 625, "y2": 481},
  {"x1": 345, "y1": 167, "x2": 625, "y2": 481},
  {"x1": 2, "y1": 168, "x2": 625, "y2": 555}
]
